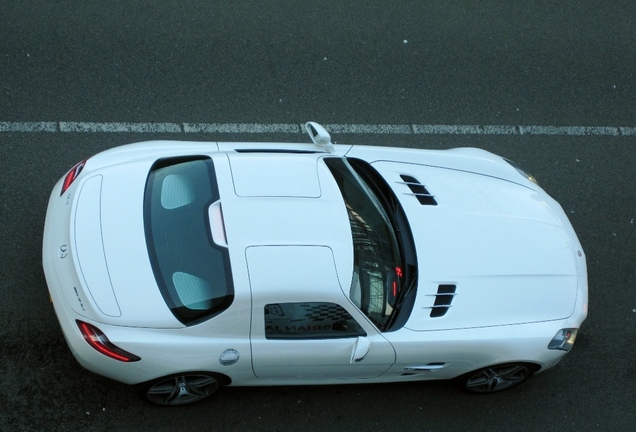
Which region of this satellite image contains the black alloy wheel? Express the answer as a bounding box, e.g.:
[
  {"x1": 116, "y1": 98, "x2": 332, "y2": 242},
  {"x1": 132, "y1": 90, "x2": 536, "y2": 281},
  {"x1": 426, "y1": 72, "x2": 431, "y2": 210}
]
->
[
  {"x1": 462, "y1": 363, "x2": 535, "y2": 393},
  {"x1": 143, "y1": 373, "x2": 221, "y2": 405}
]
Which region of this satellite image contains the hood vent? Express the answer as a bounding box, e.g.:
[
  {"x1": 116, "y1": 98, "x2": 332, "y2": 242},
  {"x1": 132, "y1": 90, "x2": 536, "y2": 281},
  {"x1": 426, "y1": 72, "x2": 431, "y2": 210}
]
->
[
  {"x1": 428, "y1": 284, "x2": 456, "y2": 317},
  {"x1": 399, "y1": 175, "x2": 437, "y2": 206}
]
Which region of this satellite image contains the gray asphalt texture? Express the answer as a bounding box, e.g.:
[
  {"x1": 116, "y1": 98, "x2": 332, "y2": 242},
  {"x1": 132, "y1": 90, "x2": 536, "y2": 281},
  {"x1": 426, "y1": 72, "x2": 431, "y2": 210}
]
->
[{"x1": 1, "y1": 1, "x2": 635, "y2": 431}]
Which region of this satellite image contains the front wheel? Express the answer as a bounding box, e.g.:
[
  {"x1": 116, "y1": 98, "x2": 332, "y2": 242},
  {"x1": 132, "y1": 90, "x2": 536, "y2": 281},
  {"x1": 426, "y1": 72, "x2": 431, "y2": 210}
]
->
[
  {"x1": 461, "y1": 363, "x2": 536, "y2": 393},
  {"x1": 141, "y1": 373, "x2": 222, "y2": 405}
]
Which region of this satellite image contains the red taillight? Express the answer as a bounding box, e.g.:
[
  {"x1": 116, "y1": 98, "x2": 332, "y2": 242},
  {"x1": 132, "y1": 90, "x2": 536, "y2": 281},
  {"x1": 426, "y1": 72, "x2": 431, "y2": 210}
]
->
[
  {"x1": 60, "y1": 160, "x2": 87, "y2": 196},
  {"x1": 76, "y1": 320, "x2": 141, "y2": 362}
]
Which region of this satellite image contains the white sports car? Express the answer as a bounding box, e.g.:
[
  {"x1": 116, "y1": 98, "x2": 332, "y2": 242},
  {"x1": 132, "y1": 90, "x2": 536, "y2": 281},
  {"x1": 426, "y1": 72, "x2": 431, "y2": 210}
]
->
[{"x1": 43, "y1": 122, "x2": 587, "y2": 405}]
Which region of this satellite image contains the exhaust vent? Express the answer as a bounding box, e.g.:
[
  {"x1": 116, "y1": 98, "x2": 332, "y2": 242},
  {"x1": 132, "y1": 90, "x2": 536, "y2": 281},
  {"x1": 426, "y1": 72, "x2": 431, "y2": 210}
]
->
[
  {"x1": 399, "y1": 175, "x2": 437, "y2": 206},
  {"x1": 428, "y1": 284, "x2": 456, "y2": 318}
]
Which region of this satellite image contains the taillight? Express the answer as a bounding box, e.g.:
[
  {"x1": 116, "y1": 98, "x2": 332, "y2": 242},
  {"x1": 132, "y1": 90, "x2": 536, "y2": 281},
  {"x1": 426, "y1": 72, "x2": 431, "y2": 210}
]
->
[
  {"x1": 76, "y1": 320, "x2": 141, "y2": 362},
  {"x1": 60, "y1": 160, "x2": 87, "y2": 195}
]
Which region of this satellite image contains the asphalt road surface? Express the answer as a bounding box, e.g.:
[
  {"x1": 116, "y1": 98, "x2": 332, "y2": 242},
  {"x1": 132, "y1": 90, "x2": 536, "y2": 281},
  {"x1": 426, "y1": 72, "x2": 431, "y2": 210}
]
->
[{"x1": 1, "y1": 1, "x2": 635, "y2": 431}]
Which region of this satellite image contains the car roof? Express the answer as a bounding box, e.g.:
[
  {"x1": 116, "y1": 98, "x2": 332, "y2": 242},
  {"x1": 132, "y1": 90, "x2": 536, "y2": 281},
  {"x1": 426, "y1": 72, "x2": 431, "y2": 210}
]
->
[{"x1": 215, "y1": 152, "x2": 355, "y2": 301}]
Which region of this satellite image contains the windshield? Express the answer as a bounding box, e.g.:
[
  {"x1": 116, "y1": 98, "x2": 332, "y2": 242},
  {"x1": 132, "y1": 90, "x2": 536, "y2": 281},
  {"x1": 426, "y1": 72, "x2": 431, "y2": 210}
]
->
[
  {"x1": 324, "y1": 157, "x2": 414, "y2": 331},
  {"x1": 144, "y1": 157, "x2": 234, "y2": 325}
]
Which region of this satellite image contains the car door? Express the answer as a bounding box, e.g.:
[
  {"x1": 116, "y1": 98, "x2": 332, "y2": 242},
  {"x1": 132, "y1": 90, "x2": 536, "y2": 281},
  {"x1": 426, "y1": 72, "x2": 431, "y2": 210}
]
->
[
  {"x1": 245, "y1": 245, "x2": 395, "y2": 381},
  {"x1": 250, "y1": 300, "x2": 396, "y2": 380}
]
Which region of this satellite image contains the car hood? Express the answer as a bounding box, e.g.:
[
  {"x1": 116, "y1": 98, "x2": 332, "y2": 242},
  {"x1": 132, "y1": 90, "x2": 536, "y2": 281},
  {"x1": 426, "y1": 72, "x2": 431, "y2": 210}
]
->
[{"x1": 371, "y1": 161, "x2": 583, "y2": 331}]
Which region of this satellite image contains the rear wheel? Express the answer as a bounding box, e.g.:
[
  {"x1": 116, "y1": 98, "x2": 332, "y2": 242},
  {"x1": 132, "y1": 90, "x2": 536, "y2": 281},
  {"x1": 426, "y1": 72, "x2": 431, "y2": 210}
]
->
[
  {"x1": 142, "y1": 373, "x2": 222, "y2": 405},
  {"x1": 461, "y1": 363, "x2": 536, "y2": 393}
]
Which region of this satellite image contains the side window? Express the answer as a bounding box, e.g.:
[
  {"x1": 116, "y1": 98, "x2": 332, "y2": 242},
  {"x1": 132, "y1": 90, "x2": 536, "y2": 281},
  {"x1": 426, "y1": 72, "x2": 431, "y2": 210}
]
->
[{"x1": 264, "y1": 302, "x2": 367, "y2": 340}]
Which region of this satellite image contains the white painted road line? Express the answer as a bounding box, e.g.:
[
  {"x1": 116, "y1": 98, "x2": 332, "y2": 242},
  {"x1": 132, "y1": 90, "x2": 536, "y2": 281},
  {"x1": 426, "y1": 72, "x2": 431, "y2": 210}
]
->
[
  {"x1": 324, "y1": 124, "x2": 412, "y2": 134},
  {"x1": 413, "y1": 124, "x2": 515, "y2": 135},
  {"x1": 0, "y1": 122, "x2": 57, "y2": 132},
  {"x1": 1, "y1": 121, "x2": 635, "y2": 136},
  {"x1": 412, "y1": 124, "x2": 636, "y2": 136},
  {"x1": 59, "y1": 122, "x2": 182, "y2": 133},
  {"x1": 518, "y1": 125, "x2": 622, "y2": 136},
  {"x1": 184, "y1": 123, "x2": 299, "y2": 133}
]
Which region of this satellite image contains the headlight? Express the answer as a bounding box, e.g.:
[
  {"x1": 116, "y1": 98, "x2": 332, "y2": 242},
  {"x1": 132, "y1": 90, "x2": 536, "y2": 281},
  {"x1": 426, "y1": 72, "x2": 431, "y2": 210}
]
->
[
  {"x1": 548, "y1": 328, "x2": 579, "y2": 351},
  {"x1": 503, "y1": 158, "x2": 539, "y2": 185}
]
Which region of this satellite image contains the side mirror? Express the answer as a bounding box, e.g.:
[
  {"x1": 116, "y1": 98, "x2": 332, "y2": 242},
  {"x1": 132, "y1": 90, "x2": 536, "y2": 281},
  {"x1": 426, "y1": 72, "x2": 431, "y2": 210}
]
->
[
  {"x1": 350, "y1": 336, "x2": 371, "y2": 363},
  {"x1": 304, "y1": 122, "x2": 334, "y2": 152}
]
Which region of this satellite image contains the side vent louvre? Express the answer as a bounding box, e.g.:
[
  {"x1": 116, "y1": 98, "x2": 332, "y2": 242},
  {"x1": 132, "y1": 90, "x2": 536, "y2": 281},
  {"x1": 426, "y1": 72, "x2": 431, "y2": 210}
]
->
[
  {"x1": 428, "y1": 284, "x2": 456, "y2": 318},
  {"x1": 399, "y1": 175, "x2": 437, "y2": 206},
  {"x1": 234, "y1": 149, "x2": 321, "y2": 154}
]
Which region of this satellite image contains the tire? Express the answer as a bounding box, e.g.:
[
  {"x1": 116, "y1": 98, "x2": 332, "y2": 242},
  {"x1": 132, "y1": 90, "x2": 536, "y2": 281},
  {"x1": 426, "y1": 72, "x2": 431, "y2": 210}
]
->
[
  {"x1": 460, "y1": 363, "x2": 537, "y2": 393},
  {"x1": 141, "y1": 372, "x2": 223, "y2": 406}
]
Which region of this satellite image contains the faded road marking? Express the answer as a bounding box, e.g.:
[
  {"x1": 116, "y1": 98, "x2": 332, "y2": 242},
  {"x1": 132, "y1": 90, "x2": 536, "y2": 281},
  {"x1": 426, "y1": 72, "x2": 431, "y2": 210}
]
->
[{"x1": 1, "y1": 121, "x2": 635, "y2": 136}]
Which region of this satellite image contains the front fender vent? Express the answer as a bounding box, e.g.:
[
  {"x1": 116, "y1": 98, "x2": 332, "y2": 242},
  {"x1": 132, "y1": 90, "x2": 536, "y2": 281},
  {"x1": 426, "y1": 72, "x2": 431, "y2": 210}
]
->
[
  {"x1": 427, "y1": 284, "x2": 457, "y2": 318},
  {"x1": 399, "y1": 175, "x2": 437, "y2": 206}
]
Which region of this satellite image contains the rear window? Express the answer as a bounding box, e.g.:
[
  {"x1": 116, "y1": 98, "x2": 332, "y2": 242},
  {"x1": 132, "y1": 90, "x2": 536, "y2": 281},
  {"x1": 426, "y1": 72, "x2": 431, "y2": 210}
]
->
[{"x1": 144, "y1": 157, "x2": 233, "y2": 325}]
